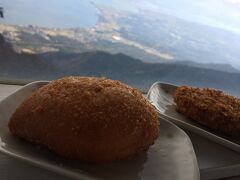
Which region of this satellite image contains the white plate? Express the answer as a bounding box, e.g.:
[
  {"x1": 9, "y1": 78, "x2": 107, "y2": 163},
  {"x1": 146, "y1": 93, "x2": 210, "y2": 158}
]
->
[
  {"x1": 147, "y1": 82, "x2": 240, "y2": 153},
  {"x1": 0, "y1": 81, "x2": 199, "y2": 180}
]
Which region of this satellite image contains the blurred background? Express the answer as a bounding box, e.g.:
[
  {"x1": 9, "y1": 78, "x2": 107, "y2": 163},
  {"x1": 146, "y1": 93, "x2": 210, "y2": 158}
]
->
[{"x1": 0, "y1": 0, "x2": 240, "y2": 96}]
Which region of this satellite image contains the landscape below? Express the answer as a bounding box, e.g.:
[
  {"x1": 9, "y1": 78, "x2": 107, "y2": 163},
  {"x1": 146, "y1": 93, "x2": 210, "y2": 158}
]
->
[{"x1": 0, "y1": 34, "x2": 240, "y2": 97}]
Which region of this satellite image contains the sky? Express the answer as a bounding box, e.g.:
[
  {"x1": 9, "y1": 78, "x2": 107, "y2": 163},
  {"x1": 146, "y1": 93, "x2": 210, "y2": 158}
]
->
[
  {"x1": 128, "y1": 0, "x2": 240, "y2": 34},
  {"x1": 1, "y1": 0, "x2": 240, "y2": 34}
]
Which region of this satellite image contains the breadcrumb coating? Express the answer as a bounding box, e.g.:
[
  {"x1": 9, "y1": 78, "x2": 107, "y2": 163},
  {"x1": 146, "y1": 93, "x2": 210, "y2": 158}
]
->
[
  {"x1": 174, "y1": 86, "x2": 240, "y2": 136},
  {"x1": 8, "y1": 76, "x2": 159, "y2": 162}
]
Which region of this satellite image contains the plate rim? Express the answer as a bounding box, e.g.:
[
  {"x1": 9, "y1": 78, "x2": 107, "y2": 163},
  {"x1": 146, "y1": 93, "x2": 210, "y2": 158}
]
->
[
  {"x1": 0, "y1": 81, "x2": 200, "y2": 180},
  {"x1": 147, "y1": 81, "x2": 240, "y2": 153}
]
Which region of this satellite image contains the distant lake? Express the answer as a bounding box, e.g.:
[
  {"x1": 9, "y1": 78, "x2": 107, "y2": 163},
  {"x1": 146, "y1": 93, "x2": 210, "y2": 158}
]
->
[
  {"x1": 1, "y1": 0, "x2": 99, "y2": 28},
  {"x1": 0, "y1": 0, "x2": 139, "y2": 28}
]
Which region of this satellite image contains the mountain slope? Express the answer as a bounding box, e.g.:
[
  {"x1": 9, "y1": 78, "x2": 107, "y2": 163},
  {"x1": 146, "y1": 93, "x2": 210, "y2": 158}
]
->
[
  {"x1": 0, "y1": 35, "x2": 57, "y2": 80},
  {"x1": 174, "y1": 61, "x2": 239, "y2": 73},
  {"x1": 2, "y1": 4, "x2": 240, "y2": 70},
  {"x1": 0, "y1": 34, "x2": 240, "y2": 96}
]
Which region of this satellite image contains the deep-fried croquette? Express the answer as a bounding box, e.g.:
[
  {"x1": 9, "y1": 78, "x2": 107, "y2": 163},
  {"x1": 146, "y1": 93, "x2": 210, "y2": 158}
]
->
[
  {"x1": 174, "y1": 86, "x2": 240, "y2": 136},
  {"x1": 8, "y1": 77, "x2": 159, "y2": 162}
]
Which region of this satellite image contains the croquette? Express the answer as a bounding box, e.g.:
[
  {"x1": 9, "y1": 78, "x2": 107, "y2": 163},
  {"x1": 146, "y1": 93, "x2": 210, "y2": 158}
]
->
[
  {"x1": 174, "y1": 86, "x2": 240, "y2": 136},
  {"x1": 8, "y1": 76, "x2": 159, "y2": 162}
]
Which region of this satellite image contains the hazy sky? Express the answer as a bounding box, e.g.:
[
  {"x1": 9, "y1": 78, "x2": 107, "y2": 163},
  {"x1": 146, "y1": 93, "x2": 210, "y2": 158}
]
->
[
  {"x1": 129, "y1": 0, "x2": 240, "y2": 34},
  {"x1": 1, "y1": 0, "x2": 240, "y2": 33}
]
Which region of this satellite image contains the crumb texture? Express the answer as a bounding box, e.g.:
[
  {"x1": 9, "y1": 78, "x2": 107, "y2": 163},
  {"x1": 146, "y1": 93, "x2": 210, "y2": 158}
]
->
[
  {"x1": 8, "y1": 76, "x2": 159, "y2": 162},
  {"x1": 174, "y1": 86, "x2": 240, "y2": 136}
]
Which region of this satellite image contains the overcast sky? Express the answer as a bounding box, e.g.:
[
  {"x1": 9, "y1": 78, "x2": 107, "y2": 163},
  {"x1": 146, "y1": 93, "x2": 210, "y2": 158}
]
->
[
  {"x1": 1, "y1": 0, "x2": 240, "y2": 33},
  {"x1": 128, "y1": 0, "x2": 240, "y2": 34}
]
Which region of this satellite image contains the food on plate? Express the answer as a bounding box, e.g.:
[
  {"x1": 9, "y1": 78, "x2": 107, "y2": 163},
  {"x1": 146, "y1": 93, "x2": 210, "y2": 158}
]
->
[
  {"x1": 8, "y1": 76, "x2": 159, "y2": 162},
  {"x1": 174, "y1": 86, "x2": 240, "y2": 136}
]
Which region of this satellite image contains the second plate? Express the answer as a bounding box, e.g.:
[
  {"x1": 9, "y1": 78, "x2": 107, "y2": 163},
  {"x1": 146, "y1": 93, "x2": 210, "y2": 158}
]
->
[{"x1": 147, "y1": 82, "x2": 240, "y2": 153}]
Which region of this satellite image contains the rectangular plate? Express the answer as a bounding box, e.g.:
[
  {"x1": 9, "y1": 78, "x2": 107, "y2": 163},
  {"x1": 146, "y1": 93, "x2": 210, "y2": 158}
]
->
[
  {"x1": 159, "y1": 116, "x2": 240, "y2": 180},
  {"x1": 147, "y1": 82, "x2": 240, "y2": 153},
  {"x1": 0, "y1": 81, "x2": 199, "y2": 180}
]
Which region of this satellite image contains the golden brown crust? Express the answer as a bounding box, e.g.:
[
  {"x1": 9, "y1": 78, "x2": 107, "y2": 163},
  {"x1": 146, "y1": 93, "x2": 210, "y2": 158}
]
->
[
  {"x1": 8, "y1": 76, "x2": 159, "y2": 162},
  {"x1": 174, "y1": 86, "x2": 240, "y2": 136}
]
